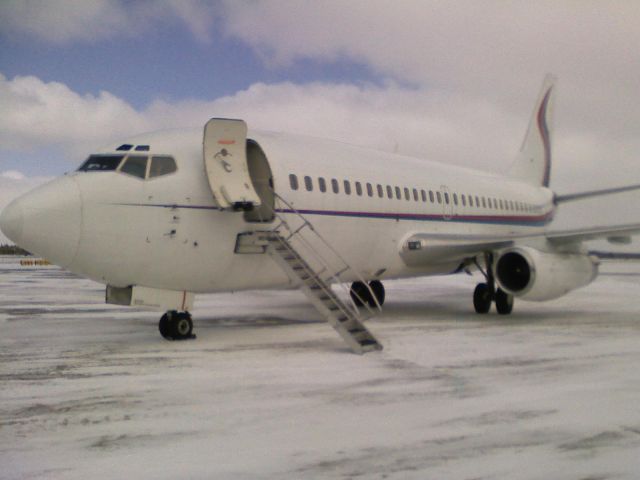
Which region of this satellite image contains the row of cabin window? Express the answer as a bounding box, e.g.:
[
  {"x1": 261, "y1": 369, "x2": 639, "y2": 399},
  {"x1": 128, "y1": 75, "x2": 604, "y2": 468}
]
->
[
  {"x1": 289, "y1": 174, "x2": 538, "y2": 214},
  {"x1": 78, "y1": 154, "x2": 177, "y2": 180}
]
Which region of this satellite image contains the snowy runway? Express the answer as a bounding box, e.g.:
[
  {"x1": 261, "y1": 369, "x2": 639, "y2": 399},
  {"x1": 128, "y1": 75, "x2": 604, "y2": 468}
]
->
[{"x1": 2, "y1": 257, "x2": 640, "y2": 479}]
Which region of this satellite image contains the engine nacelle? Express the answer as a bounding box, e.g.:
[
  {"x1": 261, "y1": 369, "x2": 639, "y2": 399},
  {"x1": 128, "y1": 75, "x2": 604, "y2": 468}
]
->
[{"x1": 495, "y1": 247, "x2": 598, "y2": 301}]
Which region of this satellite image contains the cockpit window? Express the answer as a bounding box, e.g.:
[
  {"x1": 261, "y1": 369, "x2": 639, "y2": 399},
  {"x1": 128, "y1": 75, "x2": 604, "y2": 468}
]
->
[
  {"x1": 119, "y1": 155, "x2": 148, "y2": 179},
  {"x1": 149, "y1": 156, "x2": 177, "y2": 178},
  {"x1": 77, "y1": 155, "x2": 125, "y2": 172}
]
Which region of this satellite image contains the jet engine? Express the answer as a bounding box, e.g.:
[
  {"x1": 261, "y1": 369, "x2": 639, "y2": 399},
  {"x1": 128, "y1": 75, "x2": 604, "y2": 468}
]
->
[{"x1": 495, "y1": 247, "x2": 598, "y2": 301}]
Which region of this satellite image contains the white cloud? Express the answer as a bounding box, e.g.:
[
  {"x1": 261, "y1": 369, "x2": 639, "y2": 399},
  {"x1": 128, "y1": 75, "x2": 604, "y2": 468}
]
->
[
  {"x1": 0, "y1": 73, "x2": 526, "y2": 175},
  {"x1": 0, "y1": 73, "x2": 149, "y2": 155},
  {"x1": 1, "y1": 170, "x2": 26, "y2": 181}
]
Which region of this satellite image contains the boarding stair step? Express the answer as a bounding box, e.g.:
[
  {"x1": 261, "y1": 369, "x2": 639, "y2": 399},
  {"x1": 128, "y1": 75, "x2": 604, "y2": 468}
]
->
[{"x1": 263, "y1": 232, "x2": 382, "y2": 355}]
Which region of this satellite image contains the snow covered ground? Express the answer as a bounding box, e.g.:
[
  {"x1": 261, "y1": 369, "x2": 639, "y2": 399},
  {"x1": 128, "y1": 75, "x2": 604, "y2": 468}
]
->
[{"x1": 2, "y1": 256, "x2": 640, "y2": 479}]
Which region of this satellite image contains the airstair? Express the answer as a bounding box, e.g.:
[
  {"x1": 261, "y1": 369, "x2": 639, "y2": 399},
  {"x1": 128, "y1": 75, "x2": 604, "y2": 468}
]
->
[
  {"x1": 235, "y1": 194, "x2": 383, "y2": 354},
  {"x1": 202, "y1": 118, "x2": 382, "y2": 353}
]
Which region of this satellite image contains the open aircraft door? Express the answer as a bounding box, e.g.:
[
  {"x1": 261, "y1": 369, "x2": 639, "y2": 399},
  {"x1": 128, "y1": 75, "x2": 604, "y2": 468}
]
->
[{"x1": 203, "y1": 118, "x2": 261, "y2": 210}]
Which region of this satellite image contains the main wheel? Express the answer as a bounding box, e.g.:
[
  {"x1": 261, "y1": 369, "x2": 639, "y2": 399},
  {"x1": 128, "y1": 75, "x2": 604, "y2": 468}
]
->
[
  {"x1": 159, "y1": 311, "x2": 174, "y2": 339},
  {"x1": 171, "y1": 313, "x2": 193, "y2": 340},
  {"x1": 495, "y1": 288, "x2": 514, "y2": 315},
  {"x1": 368, "y1": 280, "x2": 385, "y2": 307},
  {"x1": 350, "y1": 281, "x2": 371, "y2": 307},
  {"x1": 473, "y1": 283, "x2": 493, "y2": 314}
]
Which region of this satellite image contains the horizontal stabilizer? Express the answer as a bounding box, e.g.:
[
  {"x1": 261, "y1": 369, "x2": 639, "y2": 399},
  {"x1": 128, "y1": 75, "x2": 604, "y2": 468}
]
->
[{"x1": 555, "y1": 183, "x2": 640, "y2": 203}]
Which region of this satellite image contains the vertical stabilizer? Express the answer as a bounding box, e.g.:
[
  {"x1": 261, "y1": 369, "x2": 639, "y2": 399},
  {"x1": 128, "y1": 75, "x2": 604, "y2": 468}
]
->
[{"x1": 508, "y1": 74, "x2": 556, "y2": 187}]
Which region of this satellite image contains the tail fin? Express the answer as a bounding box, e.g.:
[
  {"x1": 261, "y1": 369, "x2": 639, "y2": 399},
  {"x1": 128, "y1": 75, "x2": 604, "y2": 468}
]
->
[{"x1": 508, "y1": 74, "x2": 556, "y2": 187}]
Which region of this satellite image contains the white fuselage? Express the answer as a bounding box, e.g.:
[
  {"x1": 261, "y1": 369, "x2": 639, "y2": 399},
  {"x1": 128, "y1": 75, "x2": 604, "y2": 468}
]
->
[{"x1": 2, "y1": 128, "x2": 555, "y2": 294}]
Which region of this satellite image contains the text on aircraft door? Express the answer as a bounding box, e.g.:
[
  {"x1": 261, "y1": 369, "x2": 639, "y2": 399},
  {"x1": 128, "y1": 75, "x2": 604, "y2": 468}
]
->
[{"x1": 203, "y1": 118, "x2": 262, "y2": 209}]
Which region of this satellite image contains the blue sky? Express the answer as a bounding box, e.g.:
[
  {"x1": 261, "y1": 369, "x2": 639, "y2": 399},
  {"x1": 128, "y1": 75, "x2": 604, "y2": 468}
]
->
[
  {"x1": 1, "y1": 0, "x2": 640, "y2": 235},
  {"x1": 2, "y1": 19, "x2": 380, "y2": 111}
]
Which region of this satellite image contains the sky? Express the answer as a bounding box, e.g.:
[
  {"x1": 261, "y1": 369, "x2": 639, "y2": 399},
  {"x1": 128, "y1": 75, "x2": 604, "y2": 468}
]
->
[{"x1": 1, "y1": 0, "x2": 639, "y2": 244}]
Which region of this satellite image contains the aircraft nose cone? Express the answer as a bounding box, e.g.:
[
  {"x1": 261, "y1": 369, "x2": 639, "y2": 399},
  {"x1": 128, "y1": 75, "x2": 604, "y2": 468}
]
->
[
  {"x1": 3, "y1": 176, "x2": 82, "y2": 267},
  {"x1": 0, "y1": 199, "x2": 24, "y2": 245}
]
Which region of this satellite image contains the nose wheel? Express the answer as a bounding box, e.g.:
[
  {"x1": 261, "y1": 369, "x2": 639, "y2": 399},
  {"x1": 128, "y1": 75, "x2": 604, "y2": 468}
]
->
[{"x1": 159, "y1": 311, "x2": 196, "y2": 340}]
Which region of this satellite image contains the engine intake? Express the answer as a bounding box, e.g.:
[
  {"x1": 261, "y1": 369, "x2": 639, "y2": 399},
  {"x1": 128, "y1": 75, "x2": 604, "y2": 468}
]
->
[{"x1": 495, "y1": 247, "x2": 598, "y2": 301}]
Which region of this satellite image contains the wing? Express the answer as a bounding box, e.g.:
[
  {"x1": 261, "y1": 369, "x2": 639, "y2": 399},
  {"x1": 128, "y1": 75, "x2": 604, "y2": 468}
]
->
[
  {"x1": 544, "y1": 223, "x2": 640, "y2": 245},
  {"x1": 400, "y1": 222, "x2": 640, "y2": 268}
]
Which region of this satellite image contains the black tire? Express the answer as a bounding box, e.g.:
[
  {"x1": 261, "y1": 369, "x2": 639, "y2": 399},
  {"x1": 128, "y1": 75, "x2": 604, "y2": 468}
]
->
[
  {"x1": 159, "y1": 312, "x2": 173, "y2": 339},
  {"x1": 495, "y1": 288, "x2": 514, "y2": 315},
  {"x1": 350, "y1": 281, "x2": 370, "y2": 307},
  {"x1": 172, "y1": 313, "x2": 193, "y2": 340},
  {"x1": 473, "y1": 283, "x2": 493, "y2": 314},
  {"x1": 368, "y1": 280, "x2": 385, "y2": 307}
]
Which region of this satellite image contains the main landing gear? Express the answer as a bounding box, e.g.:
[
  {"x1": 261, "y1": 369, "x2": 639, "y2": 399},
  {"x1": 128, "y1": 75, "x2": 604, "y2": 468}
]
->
[
  {"x1": 350, "y1": 280, "x2": 385, "y2": 308},
  {"x1": 473, "y1": 253, "x2": 514, "y2": 315},
  {"x1": 159, "y1": 311, "x2": 196, "y2": 340}
]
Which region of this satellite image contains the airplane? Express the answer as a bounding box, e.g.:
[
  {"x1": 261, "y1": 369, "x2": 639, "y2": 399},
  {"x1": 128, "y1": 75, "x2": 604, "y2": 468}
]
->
[{"x1": 1, "y1": 75, "x2": 639, "y2": 354}]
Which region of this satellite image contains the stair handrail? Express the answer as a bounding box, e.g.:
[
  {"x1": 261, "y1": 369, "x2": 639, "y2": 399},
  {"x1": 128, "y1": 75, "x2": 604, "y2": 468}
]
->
[
  {"x1": 268, "y1": 233, "x2": 361, "y2": 324},
  {"x1": 271, "y1": 192, "x2": 382, "y2": 313}
]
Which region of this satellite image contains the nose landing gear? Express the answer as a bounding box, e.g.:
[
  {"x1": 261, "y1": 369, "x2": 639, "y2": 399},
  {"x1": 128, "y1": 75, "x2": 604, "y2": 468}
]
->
[{"x1": 159, "y1": 311, "x2": 196, "y2": 340}]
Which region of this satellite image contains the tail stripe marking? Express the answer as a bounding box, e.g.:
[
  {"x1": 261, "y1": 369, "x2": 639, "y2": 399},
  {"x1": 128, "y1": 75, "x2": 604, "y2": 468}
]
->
[{"x1": 537, "y1": 87, "x2": 552, "y2": 187}]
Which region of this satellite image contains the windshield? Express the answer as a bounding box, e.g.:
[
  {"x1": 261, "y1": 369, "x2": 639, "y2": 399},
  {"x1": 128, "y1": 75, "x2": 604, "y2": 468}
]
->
[{"x1": 77, "y1": 155, "x2": 125, "y2": 172}]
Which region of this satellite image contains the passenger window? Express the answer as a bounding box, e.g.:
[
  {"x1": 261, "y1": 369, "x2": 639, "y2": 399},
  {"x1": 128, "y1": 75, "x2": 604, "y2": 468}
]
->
[
  {"x1": 367, "y1": 183, "x2": 373, "y2": 197},
  {"x1": 461, "y1": 194, "x2": 466, "y2": 206},
  {"x1": 482, "y1": 197, "x2": 487, "y2": 208},
  {"x1": 289, "y1": 174, "x2": 299, "y2": 190},
  {"x1": 78, "y1": 155, "x2": 124, "y2": 172},
  {"x1": 344, "y1": 180, "x2": 351, "y2": 195},
  {"x1": 331, "y1": 178, "x2": 339, "y2": 193},
  {"x1": 412, "y1": 188, "x2": 418, "y2": 201},
  {"x1": 120, "y1": 155, "x2": 148, "y2": 179},
  {"x1": 377, "y1": 184, "x2": 384, "y2": 198},
  {"x1": 475, "y1": 196, "x2": 480, "y2": 207},
  {"x1": 444, "y1": 192, "x2": 450, "y2": 204},
  {"x1": 149, "y1": 156, "x2": 177, "y2": 178},
  {"x1": 355, "y1": 182, "x2": 363, "y2": 196},
  {"x1": 436, "y1": 192, "x2": 442, "y2": 204},
  {"x1": 469, "y1": 195, "x2": 473, "y2": 207},
  {"x1": 429, "y1": 191, "x2": 435, "y2": 202},
  {"x1": 395, "y1": 186, "x2": 401, "y2": 200},
  {"x1": 421, "y1": 189, "x2": 427, "y2": 202},
  {"x1": 453, "y1": 193, "x2": 458, "y2": 205},
  {"x1": 386, "y1": 185, "x2": 393, "y2": 199},
  {"x1": 404, "y1": 187, "x2": 410, "y2": 201},
  {"x1": 318, "y1": 177, "x2": 327, "y2": 193},
  {"x1": 304, "y1": 176, "x2": 313, "y2": 191}
]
